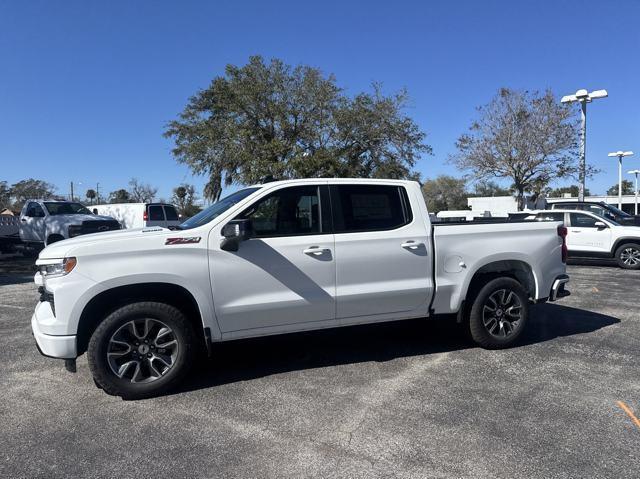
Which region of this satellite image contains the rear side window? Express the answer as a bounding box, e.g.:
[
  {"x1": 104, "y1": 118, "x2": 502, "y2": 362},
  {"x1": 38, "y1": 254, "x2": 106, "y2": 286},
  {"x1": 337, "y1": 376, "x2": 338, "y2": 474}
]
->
[
  {"x1": 148, "y1": 205, "x2": 164, "y2": 221},
  {"x1": 164, "y1": 206, "x2": 179, "y2": 220},
  {"x1": 331, "y1": 185, "x2": 412, "y2": 233}
]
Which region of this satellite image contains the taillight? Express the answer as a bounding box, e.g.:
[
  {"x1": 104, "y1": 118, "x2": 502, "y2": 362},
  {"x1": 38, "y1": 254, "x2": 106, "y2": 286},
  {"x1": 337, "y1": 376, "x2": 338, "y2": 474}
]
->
[
  {"x1": 143, "y1": 210, "x2": 148, "y2": 221},
  {"x1": 557, "y1": 225, "x2": 568, "y2": 263}
]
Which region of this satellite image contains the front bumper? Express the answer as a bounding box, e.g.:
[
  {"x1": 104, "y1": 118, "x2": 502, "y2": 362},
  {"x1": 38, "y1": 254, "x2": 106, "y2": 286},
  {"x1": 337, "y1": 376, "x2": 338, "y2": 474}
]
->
[
  {"x1": 549, "y1": 274, "x2": 570, "y2": 301},
  {"x1": 32, "y1": 301, "x2": 77, "y2": 359}
]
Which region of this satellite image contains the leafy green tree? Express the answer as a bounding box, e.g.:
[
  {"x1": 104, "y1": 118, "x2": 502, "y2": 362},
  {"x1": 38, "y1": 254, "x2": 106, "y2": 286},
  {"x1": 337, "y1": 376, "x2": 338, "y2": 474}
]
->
[
  {"x1": 10, "y1": 178, "x2": 56, "y2": 210},
  {"x1": 109, "y1": 189, "x2": 131, "y2": 204},
  {"x1": 421, "y1": 175, "x2": 468, "y2": 213},
  {"x1": 171, "y1": 183, "x2": 201, "y2": 217},
  {"x1": 165, "y1": 56, "x2": 430, "y2": 201},
  {"x1": 452, "y1": 88, "x2": 580, "y2": 210},
  {"x1": 548, "y1": 185, "x2": 590, "y2": 198},
  {"x1": 85, "y1": 189, "x2": 97, "y2": 204},
  {"x1": 607, "y1": 180, "x2": 634, "y2": 196}
]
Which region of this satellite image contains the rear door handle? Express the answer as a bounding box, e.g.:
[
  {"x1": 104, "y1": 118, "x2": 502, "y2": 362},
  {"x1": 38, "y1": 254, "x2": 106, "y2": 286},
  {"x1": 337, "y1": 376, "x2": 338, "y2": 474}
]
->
[
  {"x1": 303, "y1": 246, "x2": 330, "y2": 256},
  {"x1": 401, "y1": 241, "x2": 424, "y2": 250}
]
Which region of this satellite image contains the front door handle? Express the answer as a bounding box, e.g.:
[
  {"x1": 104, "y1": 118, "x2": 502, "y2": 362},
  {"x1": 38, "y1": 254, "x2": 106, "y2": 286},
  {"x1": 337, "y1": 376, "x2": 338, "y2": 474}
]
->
[
  {"x1": 303, "y1": 246, "x2": 330, "y2": 256},
  {"x1": 401, "y1": 241, "x2": 424, "y2": 250}
]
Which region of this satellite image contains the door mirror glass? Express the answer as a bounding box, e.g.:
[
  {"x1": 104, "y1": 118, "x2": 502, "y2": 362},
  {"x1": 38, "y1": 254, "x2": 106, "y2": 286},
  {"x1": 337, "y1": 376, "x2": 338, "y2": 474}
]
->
[
  {"x1": 594, "y1": 221, "x2": 607, "y2": 229},
  {"x1": 220, "y1": 219, "x2": 252, "y2": 251}
]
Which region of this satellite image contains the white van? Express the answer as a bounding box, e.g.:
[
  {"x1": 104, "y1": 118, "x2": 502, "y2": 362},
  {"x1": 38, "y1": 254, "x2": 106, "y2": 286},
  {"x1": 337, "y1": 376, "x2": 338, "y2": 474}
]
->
[{"x1": 91, "y1": 203, "x2": 181, "y2": 229}]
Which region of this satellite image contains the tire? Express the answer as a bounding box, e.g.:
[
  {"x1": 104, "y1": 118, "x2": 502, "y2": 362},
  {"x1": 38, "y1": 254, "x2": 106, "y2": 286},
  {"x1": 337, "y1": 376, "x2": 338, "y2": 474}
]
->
[
  {"x1": 614, "y1": 243, "x2": 640, "y2": 270},
  {"x1": 468, "y1": 277, "x2": 529, "y2": 349},
  {"x1": 87, "y1": 302, "x2": 196, "y2": 399}
]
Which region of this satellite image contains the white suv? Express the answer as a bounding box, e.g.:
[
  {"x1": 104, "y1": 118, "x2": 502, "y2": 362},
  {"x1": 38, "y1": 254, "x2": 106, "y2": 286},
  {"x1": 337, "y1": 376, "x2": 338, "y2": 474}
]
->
[{"x1": 535, "y1": 210, "x2": 640, "y2": 269}]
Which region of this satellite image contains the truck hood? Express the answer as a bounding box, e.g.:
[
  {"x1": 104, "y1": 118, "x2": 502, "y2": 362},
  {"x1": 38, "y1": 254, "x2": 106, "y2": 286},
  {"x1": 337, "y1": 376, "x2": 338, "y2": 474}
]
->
[
  {"x1": 39, "y1": 227, "x2": 170, "y2": 259},
  {"x1": 49, "y1": 213, "x2": 115, "y2": 223}
]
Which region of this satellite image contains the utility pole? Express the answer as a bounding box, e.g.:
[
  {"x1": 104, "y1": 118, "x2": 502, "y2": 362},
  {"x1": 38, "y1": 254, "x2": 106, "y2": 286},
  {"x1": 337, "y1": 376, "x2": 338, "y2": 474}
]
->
[
  {"x1": 628, "y1": 170, "x2": 640, "y2": 215},
  {"x1": 561, "y1": 89, "x2": 608, "y2": 201},
  {"x1": 608, "y1": 151, "x2": 633, "y2": 209},
  {"x1": 96, "y1": 182, "x2": 100, "y2": 204},
  {"x1": 70, "y1": 181, "x2": 74, "y2": 202}
]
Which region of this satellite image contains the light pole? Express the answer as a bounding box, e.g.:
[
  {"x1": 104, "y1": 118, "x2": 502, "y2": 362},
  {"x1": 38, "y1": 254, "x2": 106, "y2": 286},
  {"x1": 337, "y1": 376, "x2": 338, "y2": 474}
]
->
[
  {"x1": 561, "y1": 89, "x2": 608, "y2": 202},
  {"x1": 608, "y1": 151, "x2": 633, "y2": 209},
  {"x1": 628, "y1": 169, "x2": 640, "y2": 215}
]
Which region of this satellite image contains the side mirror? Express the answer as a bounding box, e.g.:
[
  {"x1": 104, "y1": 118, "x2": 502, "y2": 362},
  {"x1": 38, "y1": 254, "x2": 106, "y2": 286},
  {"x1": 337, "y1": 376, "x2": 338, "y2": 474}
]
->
[
  {"x1": 594, "y1": 221, "x2": 607, "y2": 229},
  {"x1": 220, "y1": 219, "x2": 252, "y2": 251}
]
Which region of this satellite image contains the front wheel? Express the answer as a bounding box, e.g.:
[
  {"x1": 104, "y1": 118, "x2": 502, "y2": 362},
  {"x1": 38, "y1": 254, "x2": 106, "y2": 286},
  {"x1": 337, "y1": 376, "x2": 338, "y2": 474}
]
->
[
  {"x1": 615, "y1": 243, "x2": 640, "y2": 270},
  {"x1": 87, "y1": 302, "x2": 196, "y2": 399},
  {"x1": 468, "y1": 277, "x2": 529, "y2": 349}
]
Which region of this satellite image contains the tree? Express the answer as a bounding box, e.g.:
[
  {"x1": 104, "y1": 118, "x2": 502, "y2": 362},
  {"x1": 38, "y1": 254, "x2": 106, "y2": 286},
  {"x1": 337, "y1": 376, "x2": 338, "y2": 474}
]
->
[
  {"x1": 128, "y1": 178, "x2": 158, "y2": 203},
  {"x1": 10, "y1": 178, "x2": 56, "y2": 210},
  {"x1": 165, "y1": 56, "x2": 430, "y2": 201},
  {"x1": 171, "y1": 183, "x2": 201, "y2": 217},
  {"x1": 109, "y1": 189, "x2": 131, "y2": 204},
  {"x1": 548, "y1": 185, "x2": 590, "y2": 198},
  {"x1": 421, "y1": 175, "x2": 468, "y2": 213},
  {"x1": 469, "y1": 180, "x2": 511, "y2": 197},
  {"x1": 452, "y1": 88, "x2": 580, "y2": 210},
  {"x1": 86, "y1": 189, "x2": 97, "y2": 204},
  {"x1": 0, "y1": 181, "x2": 10, "y2": 210},
  {"x1": 607, "y1": 180, "x2": 634, "y2": 196}
]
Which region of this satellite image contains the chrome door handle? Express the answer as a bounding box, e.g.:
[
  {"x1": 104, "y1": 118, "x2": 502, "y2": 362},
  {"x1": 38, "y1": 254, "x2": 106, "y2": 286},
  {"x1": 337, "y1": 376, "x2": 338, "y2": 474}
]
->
[
  {"x1": 570, "y1": 230, "x2": 580, "y2": 233},
  {"x1": 401, "y1": 241, "x2": 423, "y2": 250},
  {"x1": 303, "y1": 246, "x2": 330, "y2": 256}
]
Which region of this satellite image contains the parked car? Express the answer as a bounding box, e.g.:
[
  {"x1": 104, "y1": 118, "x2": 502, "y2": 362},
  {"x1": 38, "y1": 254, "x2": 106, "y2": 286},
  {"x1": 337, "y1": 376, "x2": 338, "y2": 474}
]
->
[
  {"x1": 549, "y1": 200, "x2": 640, "y2": 226},
  {"x1": 32, "y1": 179, "x2": 570, "y2": 399},
  {"x1": 533, "y1": 210, "x2": 640, "y2": 269},
  {"x1": 91, "y1": 203, "x2": 181, "y2": 229},
  {"x1": 20, "y1": 200, "x2": 120, "y2": 247}
]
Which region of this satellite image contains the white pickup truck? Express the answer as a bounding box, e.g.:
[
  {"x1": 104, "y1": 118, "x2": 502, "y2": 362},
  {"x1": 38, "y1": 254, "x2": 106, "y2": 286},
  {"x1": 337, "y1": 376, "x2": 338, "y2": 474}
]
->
[
  {"x1": 20, "y1": 200, "x2": 121, "y2": 247},
  {"x1": 32, "y1": 179, "x2": 570, "y2": 399}
]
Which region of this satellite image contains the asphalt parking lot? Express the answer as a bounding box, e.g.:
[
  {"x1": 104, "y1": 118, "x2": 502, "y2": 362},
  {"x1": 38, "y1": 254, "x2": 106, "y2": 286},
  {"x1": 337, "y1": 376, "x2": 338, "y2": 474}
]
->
[{"x1": 0, "y1": 255, "x2": 638, "y2": 478}]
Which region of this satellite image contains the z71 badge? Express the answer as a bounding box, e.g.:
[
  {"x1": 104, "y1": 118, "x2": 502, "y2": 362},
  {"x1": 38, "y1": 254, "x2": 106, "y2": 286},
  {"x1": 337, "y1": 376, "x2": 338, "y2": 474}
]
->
[{"x1": 165, "y1": 237, "x2": 201, "y2": 245}]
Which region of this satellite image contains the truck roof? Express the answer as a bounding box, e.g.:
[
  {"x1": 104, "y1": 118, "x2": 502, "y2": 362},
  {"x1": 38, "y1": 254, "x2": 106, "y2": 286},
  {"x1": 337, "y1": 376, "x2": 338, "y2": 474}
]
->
[{"x1": 248, "y1": 178, "x2": 419, "y2": 188}]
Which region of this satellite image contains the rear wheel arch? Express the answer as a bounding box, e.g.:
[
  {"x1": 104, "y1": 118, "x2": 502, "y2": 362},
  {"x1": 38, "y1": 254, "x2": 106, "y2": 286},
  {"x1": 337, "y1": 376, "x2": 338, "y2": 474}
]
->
[
  {"x1": 463, "y1": 259, "x2": 536, "y2": 309},
  {"x1": 76, "y1": 282, "x2": 207, "y2": 356}
]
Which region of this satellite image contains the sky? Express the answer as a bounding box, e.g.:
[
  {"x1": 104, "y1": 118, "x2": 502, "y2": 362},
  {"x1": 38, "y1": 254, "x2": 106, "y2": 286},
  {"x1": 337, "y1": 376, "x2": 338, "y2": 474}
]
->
[{"x1": 1, "y1": 0, "x2": 639, "y2": 203}]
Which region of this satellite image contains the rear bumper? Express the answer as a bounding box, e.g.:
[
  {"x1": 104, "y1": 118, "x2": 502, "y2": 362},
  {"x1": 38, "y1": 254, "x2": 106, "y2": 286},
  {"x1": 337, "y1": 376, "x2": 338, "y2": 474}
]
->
[
  {"x1": 31, "y1": 302, "x2": 77, "y2": 359},
  {"x1": 549, "y1": 274, "x2": 570, "y2": 301}
]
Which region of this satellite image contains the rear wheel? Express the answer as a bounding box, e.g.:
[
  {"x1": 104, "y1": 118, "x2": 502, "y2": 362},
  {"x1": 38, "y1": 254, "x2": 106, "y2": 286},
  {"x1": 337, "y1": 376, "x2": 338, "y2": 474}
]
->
[
  {"x1": 87, "y1": 302, "x2": 196, "y2": 399},
  {"x1": 468, "y1": 277, "x2": 529, "y2": 349},
  {"x1": 615, "y1": 243, "x2": 640, "y2": 270}
]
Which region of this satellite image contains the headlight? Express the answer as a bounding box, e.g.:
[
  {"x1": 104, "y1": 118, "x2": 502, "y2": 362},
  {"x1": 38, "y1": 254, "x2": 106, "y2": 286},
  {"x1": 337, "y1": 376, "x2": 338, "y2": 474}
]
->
[
  {"x1": 68, "y1": 225, "x2": 83, "y2": 237},
  {"x1": 39, "y1": 257, "x2": 77, "y2": 278}
]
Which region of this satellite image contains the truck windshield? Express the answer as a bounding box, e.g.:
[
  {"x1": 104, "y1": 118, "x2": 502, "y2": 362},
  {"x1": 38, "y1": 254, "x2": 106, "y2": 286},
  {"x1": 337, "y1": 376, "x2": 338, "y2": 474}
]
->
[
  {"x1": 44, "y1": 202, "x2": 92, "y2": 215},
  {"x1": 179, "y1": 187, "x2": 260, "y2": 230}
]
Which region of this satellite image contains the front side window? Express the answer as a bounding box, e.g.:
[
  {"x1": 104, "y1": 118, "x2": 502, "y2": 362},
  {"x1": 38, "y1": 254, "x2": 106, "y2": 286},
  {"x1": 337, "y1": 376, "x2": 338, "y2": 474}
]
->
[
  {"x1": 332, "y1": 185, "x2": 411, "y2": 233},
  {"x1": 26, "y1": 203, "x2": 45, "y2": 217},
  {"x1": 570, "y1": 213, "x2": 600, "y2": 228},
  {"x1": 148, "y1": 205, "x2": 164, "y2": 221},
  {"x1": 239, "y1": 185, "x2": 322, "y2": 238}
]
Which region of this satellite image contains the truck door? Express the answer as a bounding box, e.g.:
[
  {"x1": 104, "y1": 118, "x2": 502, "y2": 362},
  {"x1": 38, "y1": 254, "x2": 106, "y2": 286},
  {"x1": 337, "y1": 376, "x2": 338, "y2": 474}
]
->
[
  {"x1": 20, "y1": 202, "x2": 46, "y2": 242},
  {"x1": 330, "y1": 184, "x2": 433, "y2": 321},
  {"x1": 209, "y1": 184, "x2": 337, "y2": 333},
  {"x1": 567, "y1": 212, "x2": 612, "y2": 253}
]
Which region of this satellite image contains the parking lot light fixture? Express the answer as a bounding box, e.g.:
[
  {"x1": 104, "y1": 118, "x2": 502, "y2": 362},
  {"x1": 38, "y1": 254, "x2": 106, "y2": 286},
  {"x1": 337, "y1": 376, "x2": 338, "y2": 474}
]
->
[
  {"x1": 628, "y1": 169, "x2": 640, "y2": 215},
  {"x1": 608, "y1": 151, "x2": 633, "y2": 209},
  {"x1": 561, "y1": 89, "x2": 608, "y2": 202}
]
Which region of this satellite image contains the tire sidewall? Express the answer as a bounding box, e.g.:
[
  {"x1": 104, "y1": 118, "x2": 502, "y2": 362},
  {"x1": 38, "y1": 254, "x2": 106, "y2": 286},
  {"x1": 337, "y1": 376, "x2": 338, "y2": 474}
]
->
[
  {"x1": 468, "y1": 277, "x2": 529, "y2": 349},
  {"x1": 88, "y1": 302, "x2": 194, "y2": 399},
  {"x1": 615, "y1": 243, "x2": 640, "y2": 270}
]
